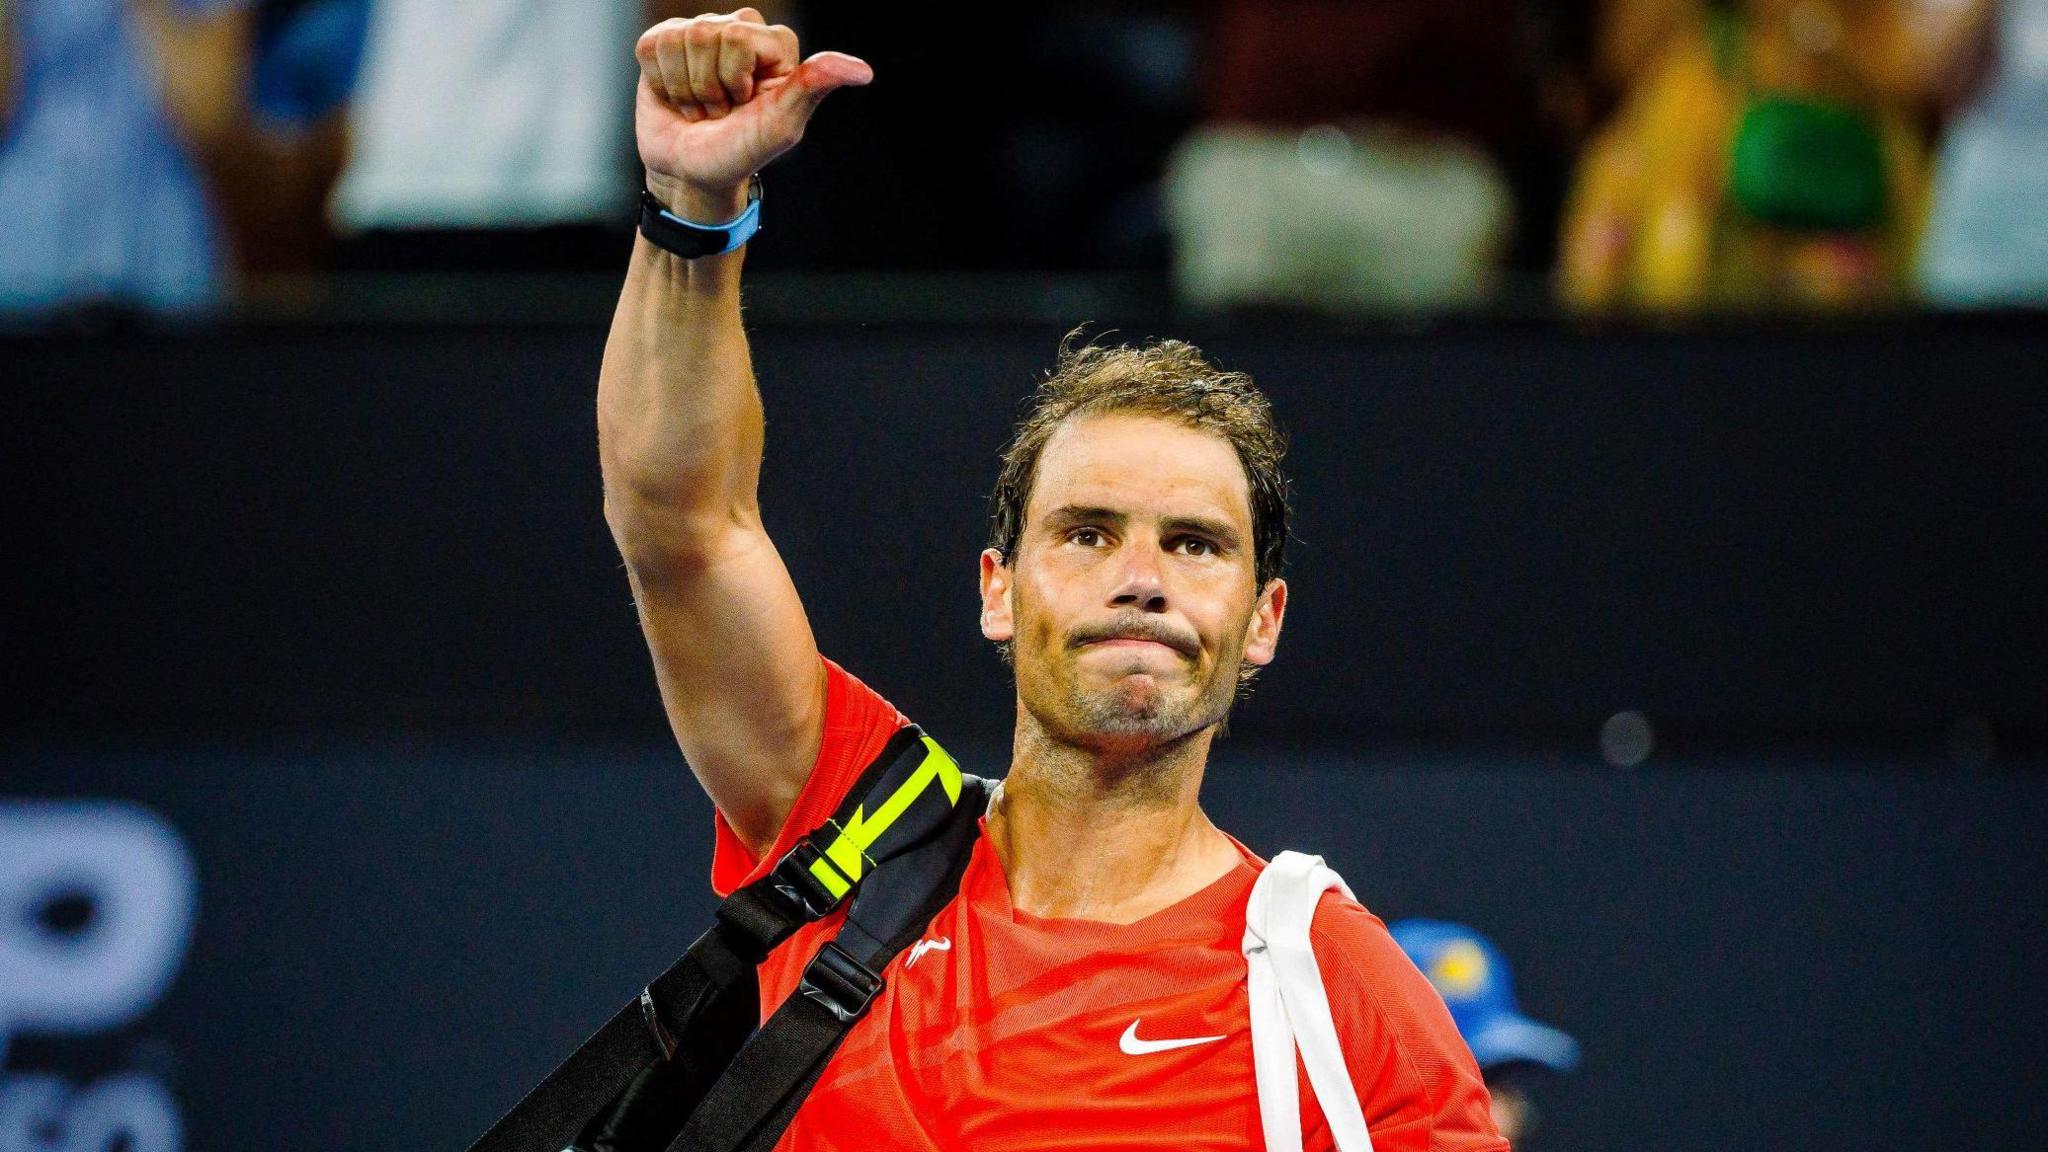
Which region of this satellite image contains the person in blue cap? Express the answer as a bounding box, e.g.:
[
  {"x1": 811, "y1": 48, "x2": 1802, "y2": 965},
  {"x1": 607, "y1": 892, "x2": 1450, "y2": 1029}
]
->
[{"x1": 1392, "y1": 919, "x2": 1581, "y2": 1145}]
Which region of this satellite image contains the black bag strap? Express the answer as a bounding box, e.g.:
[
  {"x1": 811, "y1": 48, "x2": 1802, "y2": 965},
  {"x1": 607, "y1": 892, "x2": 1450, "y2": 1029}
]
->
[
  {"x1": 465, "y1": 725, "x2": 984, "y2": 1152},
  {"x1": 672, "y1": 772, "x2": 992, "y2": 1152}
]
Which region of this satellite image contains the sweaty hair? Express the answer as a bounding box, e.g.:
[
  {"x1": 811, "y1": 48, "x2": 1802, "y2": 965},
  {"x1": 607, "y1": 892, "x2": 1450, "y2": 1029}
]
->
[{"x1": 988, "y1": 330, "x2": 1291, "y2": 589}]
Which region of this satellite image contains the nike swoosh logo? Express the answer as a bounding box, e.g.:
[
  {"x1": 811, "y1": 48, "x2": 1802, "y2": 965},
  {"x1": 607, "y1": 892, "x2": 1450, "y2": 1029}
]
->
[{"x1": 1118, "y1": 1019, "x2": 1228, "y2": 1055}]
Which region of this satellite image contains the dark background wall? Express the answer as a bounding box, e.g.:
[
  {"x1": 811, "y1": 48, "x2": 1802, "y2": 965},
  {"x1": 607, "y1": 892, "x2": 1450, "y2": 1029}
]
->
[
  {"x1": 8, "y1": 317, "x2": 2046, "y2": 753},
  {"x1": 5, "y1": 316, "x2": 2046, "y2": 1152}
]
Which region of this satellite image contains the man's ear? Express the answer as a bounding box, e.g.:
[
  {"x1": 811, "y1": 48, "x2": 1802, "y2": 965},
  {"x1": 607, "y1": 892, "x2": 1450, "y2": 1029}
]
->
[
  {"x1": 1242, "y1": 577, "x2": 1287, "y2": 667},
  {"x1": 979, "y1": 548, "x2": 1015, "y2": 642}
]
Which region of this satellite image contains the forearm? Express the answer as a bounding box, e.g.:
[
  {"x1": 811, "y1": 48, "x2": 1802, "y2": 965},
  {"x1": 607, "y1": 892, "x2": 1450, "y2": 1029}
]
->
[
  {"x1": 599, "y1": 180, "x2": 765, "y2": 570},
  {"x1": 599, "y1": 12, "x2": 866, "y2": 848}
]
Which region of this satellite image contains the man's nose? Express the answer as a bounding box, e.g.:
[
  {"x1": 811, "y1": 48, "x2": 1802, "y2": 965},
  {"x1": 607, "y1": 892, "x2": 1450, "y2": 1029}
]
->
[{"x1": 1108, "y1": 539, "x2": 1168, "y2": 612}]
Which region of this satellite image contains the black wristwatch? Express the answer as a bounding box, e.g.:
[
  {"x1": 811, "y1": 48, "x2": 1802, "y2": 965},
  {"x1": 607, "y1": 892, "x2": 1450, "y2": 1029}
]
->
[{"x1": 638, "y1": 173, "x2": 764, "y2": 258}]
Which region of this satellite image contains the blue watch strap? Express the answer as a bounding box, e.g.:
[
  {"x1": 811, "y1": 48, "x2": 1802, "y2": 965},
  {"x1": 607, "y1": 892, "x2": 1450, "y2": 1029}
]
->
[{"x1": 638, "y1": 175, "x2": 763, "y2": 258}]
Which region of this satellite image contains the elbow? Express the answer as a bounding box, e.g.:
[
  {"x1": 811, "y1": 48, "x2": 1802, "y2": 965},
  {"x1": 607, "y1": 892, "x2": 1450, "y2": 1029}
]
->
[
  {"x1": 603, "y1": 487, "x2": 754, "y2": 583},
  {"x1": 597, "y1": 407, "x2": 763, "y2": 580}
]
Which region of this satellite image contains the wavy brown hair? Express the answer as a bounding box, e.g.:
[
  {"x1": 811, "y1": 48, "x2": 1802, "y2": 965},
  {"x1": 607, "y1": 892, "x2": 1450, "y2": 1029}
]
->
[{"x1": 988, "y1": 330, "x2": 1291, "y2": 590}]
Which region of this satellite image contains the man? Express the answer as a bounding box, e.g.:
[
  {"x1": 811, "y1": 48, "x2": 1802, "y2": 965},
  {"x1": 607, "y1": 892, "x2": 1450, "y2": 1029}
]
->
[
  {"x1": 1393, "y1": 920, "x2": 1581, "y2": 1146},
  {"x1": 601, "y1": 9, "x2": 1505, "y2": 1148}
]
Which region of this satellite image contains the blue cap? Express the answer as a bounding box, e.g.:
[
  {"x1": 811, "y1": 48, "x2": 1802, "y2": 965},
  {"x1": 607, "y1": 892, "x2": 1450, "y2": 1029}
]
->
[{"x1": 1390, "y1": 919, "x2": 1581, "y2": 1073}]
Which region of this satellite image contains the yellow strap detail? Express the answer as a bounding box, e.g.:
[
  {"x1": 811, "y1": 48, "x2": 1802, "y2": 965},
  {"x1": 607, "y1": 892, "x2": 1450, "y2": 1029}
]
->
[{"x1": 807, "y1": 735, "x2": 965, "y2": 898}]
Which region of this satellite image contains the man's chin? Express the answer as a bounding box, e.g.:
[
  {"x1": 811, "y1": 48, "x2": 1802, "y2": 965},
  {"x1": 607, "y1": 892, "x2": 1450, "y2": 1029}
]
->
[
  {"x1": 1085, "y1": 669, "x2": 1174, "y2": 708},
  {"x1": 1065, "y1": 680, "x2": 1196, "y2": 740}
]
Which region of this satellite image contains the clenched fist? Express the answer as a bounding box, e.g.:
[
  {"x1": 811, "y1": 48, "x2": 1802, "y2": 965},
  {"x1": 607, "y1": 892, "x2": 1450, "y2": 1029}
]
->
[{"x1": 636, "y1": 8, "x2": 872, "y2": 222}]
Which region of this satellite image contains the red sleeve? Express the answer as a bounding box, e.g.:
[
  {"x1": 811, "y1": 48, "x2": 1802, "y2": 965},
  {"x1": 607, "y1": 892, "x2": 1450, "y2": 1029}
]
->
[
  {"x1": 709, "y1": 657, "x2": 913, "y2": 897},
  {"x1": 1308, "y1": 893, "x2": 1509, "y2": 1152}
]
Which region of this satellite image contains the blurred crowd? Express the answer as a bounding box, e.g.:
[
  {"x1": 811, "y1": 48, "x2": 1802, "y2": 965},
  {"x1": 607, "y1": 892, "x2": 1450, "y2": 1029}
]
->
[{"x1": 1, "y1": 0, "x2": 2041, "y2": 319}]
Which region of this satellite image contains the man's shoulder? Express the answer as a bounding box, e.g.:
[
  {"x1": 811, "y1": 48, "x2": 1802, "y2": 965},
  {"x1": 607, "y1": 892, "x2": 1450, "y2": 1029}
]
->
[
  {"x1": 710, "y1": 656, "x2": 914, "y2": 897},
  {"x1": 1308, "y1": 885, "x2": 1509, "y2": 1151},
  {"x1": 1233, "y1": 846, "x2": 1407, "y2": 972},
  {"x1": 1305, "y1": 885, "x2": 1412, "y2": 983},
  {"x1": 1302, "y1": 882, "x2": 1463, "y2": 1045},
  {"x1": 819, "y1": 656, "x2": 915, "y2": 756}
]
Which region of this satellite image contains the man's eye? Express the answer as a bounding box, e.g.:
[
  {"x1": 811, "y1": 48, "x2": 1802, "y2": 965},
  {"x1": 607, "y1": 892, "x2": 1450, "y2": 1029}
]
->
[
  {"x1": 1071, "y1": 528, "x2": 1103, "y2": 547},
  {"x1": 1176, "y1": 537, "x2": 1216, "y2": 557}
]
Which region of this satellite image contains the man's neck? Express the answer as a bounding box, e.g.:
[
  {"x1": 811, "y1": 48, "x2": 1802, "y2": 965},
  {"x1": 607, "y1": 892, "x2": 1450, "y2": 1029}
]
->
[{"x1": 987, "y1": 711, "x2": 1243, "y2": 924}]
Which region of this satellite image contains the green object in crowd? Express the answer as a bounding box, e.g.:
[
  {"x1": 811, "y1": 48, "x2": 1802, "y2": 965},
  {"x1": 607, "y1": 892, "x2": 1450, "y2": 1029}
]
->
[{"x1": 1730, "y1": 96, "x2": 1889, "y2": 231}]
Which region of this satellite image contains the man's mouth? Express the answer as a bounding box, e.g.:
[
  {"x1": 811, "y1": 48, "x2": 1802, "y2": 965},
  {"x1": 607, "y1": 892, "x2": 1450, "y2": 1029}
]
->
[{"x1": 1077, "y1": 634, "x2": 1195, "y2": 659}]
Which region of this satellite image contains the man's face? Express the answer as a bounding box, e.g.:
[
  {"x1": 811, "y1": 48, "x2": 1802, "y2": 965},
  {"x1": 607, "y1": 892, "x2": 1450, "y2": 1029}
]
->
[{"x1": 979, "y1": 413, "x2": 1286, "y2": 753}]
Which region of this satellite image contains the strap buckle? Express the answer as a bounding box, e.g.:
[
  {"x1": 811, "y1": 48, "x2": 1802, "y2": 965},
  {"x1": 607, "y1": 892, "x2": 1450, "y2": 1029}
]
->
[
  {"x1": 766, "y1": 836, "x2": 851, "y2": 921},
  {"x1": 797, "y1": 942, "x2": 882, "y2": 1023}
]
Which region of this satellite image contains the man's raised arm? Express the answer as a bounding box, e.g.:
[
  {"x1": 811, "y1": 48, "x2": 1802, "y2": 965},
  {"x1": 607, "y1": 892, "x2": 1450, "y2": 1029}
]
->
[{"x1": 598, "y1": 9, "x2": 871, "y2": 857}]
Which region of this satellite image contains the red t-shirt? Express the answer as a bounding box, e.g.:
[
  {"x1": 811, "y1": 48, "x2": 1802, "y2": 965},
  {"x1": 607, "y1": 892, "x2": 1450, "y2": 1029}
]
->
[{"x1": 710, "y1": 658, "x2": 1506, "y2": 1152}]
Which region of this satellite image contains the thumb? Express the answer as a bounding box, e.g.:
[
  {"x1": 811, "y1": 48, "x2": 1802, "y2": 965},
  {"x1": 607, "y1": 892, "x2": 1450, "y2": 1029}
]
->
[{"x1": 776, "y1": 51, "x2": 874, "y2": 112}]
